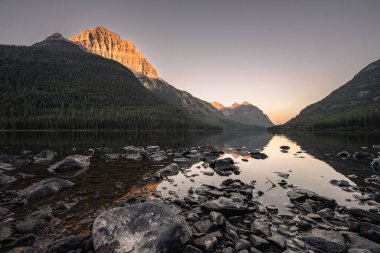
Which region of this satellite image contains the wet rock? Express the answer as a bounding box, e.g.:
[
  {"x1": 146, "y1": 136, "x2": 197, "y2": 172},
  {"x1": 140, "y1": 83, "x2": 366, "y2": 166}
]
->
[
  {"x1": 337, "y1": 151, "x2": 350, "y2": 158},
  {"x1": 33, "y1": 150, "x2": 57, "y2": 165},
  {"x1": 186, "y1": 213, "x2": 200, "y2": 222},
  {"x1": 19, "y1": 178, "x2": 74, "y2": 202},
  {"x1": 280, "y1": 146, "x2": 290, "y2": 150},
  {"x1": 16, "y1": 207, "x2": 52, "y2": 233},
  {"x1": 301, "y1": 229, "x2": 347, "y2": 253},
  {"x1": 152, "y1": 191, "x2": 162, "y2": 198},
  {"x1": 146, "y1": 146, "x2": 160, "y2": 153},
  {"x1": 125, "y1": 153, "x2": 143, "y2": 161},
  {"x1": 250, "y1": 152, "x2": 268, "y2": 159},
  {"x1": 193, "y1": 233, "x2": 218, "y2": 252},
  {"x1": 194, "y1": 219, "x2": 217, "y2": 233},
  {"x1": 360, "y1": 222, "x2": 380, "y2": 243},
  {"x1": 317, "y1": 208, "x2": 335, "y2": 219},
  {"x1": 147, "y1": 152, "x2": 168, "y2": 162},
  {"x1": 102, "y1": 153, "x2": 120, "y2": 161},
  {"x1": 249, "y1": 234, "x2": 269, "y2": 250},
  {"x1": 330, "y1": 179, "x2": 350, "y2": 187},
  {"x1": 0, "y1": 222, "x2": 13, "y2": 242},
  {"x1": 202, "y1": 171, "x2": 215, "y2": 176},
  {"x1": 251, "y1": 219, "x2": 271, "y2": 237},
  {"x1": 174, "y1": 158, "x2": 190, "y2": 162},
  {"x1": 345, "y1": 233, "x2": 380, "y2": 253},
  {"x1": 287, "y1": 188, "x2": 337, "y2": 209},
  {"x1": 353, "y1": 152, "x2": 374, "y2": 160},
  {"x1": 122, "y1": 146, "x2": 148, "y2": 156},
  {"x1": 155, "y1": 163, "x2": 179, "y2": 178},
  {"x1": 209, "y1": 211, "x2": 226, "y2": 226},
  {"x1": 175, "y1": 148, "x2": 190, "y2": 157},
  {"x1": 275, "y1": 172, "x2": 289, "y2": 178},
  {"x1": 209, "y1": 158, "x2": 239, "y2": 176},
  {"x1": 349, "y1": 208, "x2": 380, "y2": 224},
  {"x1": 266, "y1": 205, "x2": 278, "y2": 213},
  {"x1": 201, "y1": 197, "x2": 248, "y2": 215},
  {"x1": 268, "y1": 235, "x2": 286, "y2": 249},
  {"x1": 47, "y1": 155, "x2": 90, "y2": 175},
  {"x1": 92, "y1": 201, "x2": 191, "y2": 253},
  {"x1": 0, "y1": 172, "x2": 17, "y2": 187},
  {"x1": 10, "y1": 155, "x2": 33, "y2": 166},
  {"x1": 347, "y1": 249, "x2": 372, "y2": 253},
  {"x1": 183, "y1": 245, "x2": 202, "y2": 253},
  {"x1": 372, "y1": 158, "x2": 380, "y2": 172},
  {"x1": 45, "y1": 235, "x2": 85, "y2": 253},
  {"x1": 235, "y1": 239, "x2": 251, "y2": 251}
]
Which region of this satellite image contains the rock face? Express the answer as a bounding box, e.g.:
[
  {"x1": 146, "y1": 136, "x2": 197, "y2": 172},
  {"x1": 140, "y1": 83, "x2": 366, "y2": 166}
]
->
[
  {"x1": 70, "y1": 27, "x2": 232, "y2": 129},
  {"x1": 92, "y1": 201, "x2": 191, "y2": 253},
  {"x1": 71, "y1": 26, "x2": 158, "y2": 78},
  {"x1": 19, "y1": 178, "x2": 74, "y2": 202},
  {"x1": 211, "y1": 101, "x2": 274, "y2": 128}
]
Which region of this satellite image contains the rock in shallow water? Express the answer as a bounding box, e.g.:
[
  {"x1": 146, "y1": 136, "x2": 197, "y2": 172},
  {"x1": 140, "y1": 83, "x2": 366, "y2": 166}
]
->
[
  {"x1": 92, "y1": 201, "x2": 191, "y2": 253},
  {"x1": 201, "y1": 196, "x2": 248, "y2": 215},
  {"x1": 33, "y1": 150, "x2": 57, "y2": 165},
  {"x1": 19, "y1": 178, "x2": 74, "y2": 202},
  {"x1": 47, "y1": 155, "x2": 90, "y2": 176}
]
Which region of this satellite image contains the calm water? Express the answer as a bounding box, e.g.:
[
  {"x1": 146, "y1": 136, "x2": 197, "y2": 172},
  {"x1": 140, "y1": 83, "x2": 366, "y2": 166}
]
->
[{"x1": 1, "y1": 130, "x2": 379, "y2": 234}]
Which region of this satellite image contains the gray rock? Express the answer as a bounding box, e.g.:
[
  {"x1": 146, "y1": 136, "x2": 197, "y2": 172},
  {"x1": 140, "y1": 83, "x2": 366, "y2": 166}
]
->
[
  {"x1": 360, "y1": 222, "x2": 380, "y2": 243},
  {"x1": 194, "y1": 219, "x2": 217, "y2": 233},
  {"x1": 345, "y1": 233, "x2": 380, "y2": 253},
  {"x1": 201, "y1": 197, "x2": 248, "y2": 215},
  {"x1": 235, "y1": 239, "x2": 251, "y2": 251},
  {"x1": 183, "y1": 245, "x2": 202, "y2": 253},
  {"x1": 338, "y1": 151, "x2": 350, "y2": 158},
  {"x1": 45, "y1": 235, "x2": 85, "y2": 253},
  {"x1": 251, "y1": 219, "x2": 271, "y2": 237},
  {"x1": 173, "y1": 158, "x2": 190, "y2": 162},
  {"x1": 0, "y1": 172, "x2": 17, "y2": 187},
  {"x1": 249, "y1": 234, "x2": 269, "y2": 250},
  {"x1": 301, "y1": 229, "x2": 347, "y2": 253},
  {"x1": 372, "y1": 158, "x2": 380, "y2": 172},
  {"x1": 125, "y1": 153, "x2": 143, "y2": 161},
  {"x1": 268, "y1": 235, "x2": 286, "y2": 249},
  {"x1": 47, "y1": 155, "x2": 90, "y2": 176},
  {"x1": 209, "y1": 211, "x2": 226, "y2": 226},
  {"x1": 146, "y1": 146, "x2": 160, "y2": 153},
  {"x1": 34, "y1": 150, "x2": 57, "y2": 165},
  {"x1": 11, "y1": 155, "x2": 33, "y2": 166},
  {"x1": 287, "y1": 188, "x2": 336, "y2": 208},
  {"x1": 16, "y1": 207, "x2": 52, "y2": 233},
  {"x1": 353, "y1": 152, "x2": 374, "y2": 160},
  {"x1": 209, "y1": 158, "x2": 238, "y2": 176},
  {"x1": 147, "y1": 152, "x2": 168, "y2": 162},
  {"x1": 155, "y1": 163, "x2": 179, "y2": 178},
  {"x1": 122, "y1": 146, "x2": 148, "y2": 156},
  {"x1": 349, "y1": 208, "x2": 380, "y2": 224},
  {"x1": 348, "y1": 249, "x2": 372, "y2": 253},
  {"x1": 193, "y1": 233, "x2": 218, "y2": 252},
  {"x1": 19, "y1": 178, "x2": 74, "y2": 202},
  {"x1": 317, "y1": 208, "x2": 335, "y2": 219},
  {"x1": 0, "y1": 222, "x2": 13, "y2": 241},
  {"x1": 275, "y1": 172, "x2": 289, "y2": 178},
  {"x1": 92, "y1": 201, "x2": 191, "y2": 253},
  {"x1": 102, "y1": 153, "x2": 120, "y2": 161}
]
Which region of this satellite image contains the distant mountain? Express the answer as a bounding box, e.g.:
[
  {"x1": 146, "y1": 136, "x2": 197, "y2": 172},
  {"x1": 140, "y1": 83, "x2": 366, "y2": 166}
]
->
[
  {"x1": 211, "y1": 101, "x2": 274, "y2": 128},
  {"x1": 0, "y1": 33, "x2": 215, "y2": 130},
  {"x1": 283, "y1": 59, "x2": 380, "y2": 131},
  {"x1": 70, "y1": 27, "x2": 229, "y2": 128}
]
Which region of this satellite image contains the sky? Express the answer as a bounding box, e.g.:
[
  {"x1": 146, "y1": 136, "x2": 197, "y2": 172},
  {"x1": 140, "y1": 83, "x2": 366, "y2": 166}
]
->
[{"x1": 1, "y1": 0, "x2": 380, "y2": 124}]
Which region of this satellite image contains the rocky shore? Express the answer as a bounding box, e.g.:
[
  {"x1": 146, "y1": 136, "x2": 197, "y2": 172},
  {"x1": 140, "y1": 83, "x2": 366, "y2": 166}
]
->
[{"x1": 0, "y1": 144, "x2": 379, "y2": 253}]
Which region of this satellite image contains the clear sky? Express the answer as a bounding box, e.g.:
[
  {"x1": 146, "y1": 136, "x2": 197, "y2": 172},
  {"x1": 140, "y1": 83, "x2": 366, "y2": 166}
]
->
[{"x1": 1, "y1": 0, "x2": 380, "y2": 124}]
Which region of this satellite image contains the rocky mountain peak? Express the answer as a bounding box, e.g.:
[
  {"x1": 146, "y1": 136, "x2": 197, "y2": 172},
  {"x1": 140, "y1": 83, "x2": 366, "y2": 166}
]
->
[
  {"x1": 241, "y1": 101, "x2": 252, "y2": 106},
  {"x1": 230, "y1": 102, "x2": 241, "y2": 109},
  {"x1": 210, "y1": 101, "x2": 226, "y2": 110},
  {"x1": 70, "y1": 26, "x2": 159, "y2": 79}
]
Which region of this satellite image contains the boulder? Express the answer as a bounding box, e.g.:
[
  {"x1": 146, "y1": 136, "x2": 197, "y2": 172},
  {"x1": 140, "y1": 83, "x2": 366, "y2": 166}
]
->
[
  {"x1": 11, "y1": 155, "x2": 33, "y2": 166},
  {"x1": 155, "y1": 163, "x2": 179, "y2": 178},
  {"x1": 201, "y1": 197, "x2": 248, "y2": 215},
  {"x1": 146, "y1": 146, "x2": 160, "y2": 153},
  {"x1": 121, "y1": 146, "x2": 148, "y2": 156},
  {"x1": 287, "y1": 188, "x2": 337, "y2": 209},
  {"x1": 345, "y1": 233, "x2": 380, "y2": 253},
  {"x1": 19, "y1": 178, "x2": 74, "y2": 202},
  {"x1": 250, "y1": 219, "x2": 271, "y2": 237},
  {"x1": 48, "y1": 155, "x2": 90, "y2": 176},
  {"x1": 147, "y1": 152, "x2": 168, "y2": 162},
  {"x1": 124, "y1": 153, "x2": 143, "y2": 161},
  {"x1": 349, "y1": 208, "x2": 380, "y2": 224},
  {"x1": 209, "y1": 158, "x2": 239, "y2": 176},
  {"x1": 360, "y1": 222, "x2": 380, "y2": 243},
  {"x1": 372, "y1": 158, "x2": 380, "y2": 172},
  {"x1": 193, "y1": 234, "x2": 218, "y2": 252},
  {"x1": 92, "y1": 201, "x2": 191, "y2": 253},
  {"x1": 301, "y1": 229, "x2": 347, "y2": 253},
  {"x1": 33, "y1": 150, "x2": 57, "y2": 165}
]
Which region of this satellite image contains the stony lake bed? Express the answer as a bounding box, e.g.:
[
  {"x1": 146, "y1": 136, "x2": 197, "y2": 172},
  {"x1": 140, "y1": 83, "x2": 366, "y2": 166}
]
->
[{"x1": 0, "y1": 131, "x2": 380, "y2": 253}]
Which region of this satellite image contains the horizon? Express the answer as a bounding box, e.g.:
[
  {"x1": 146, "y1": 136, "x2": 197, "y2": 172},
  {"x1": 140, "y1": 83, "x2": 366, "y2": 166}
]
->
[{"x1": 1, "y1": 0, "x2": 380, "y2": 124}]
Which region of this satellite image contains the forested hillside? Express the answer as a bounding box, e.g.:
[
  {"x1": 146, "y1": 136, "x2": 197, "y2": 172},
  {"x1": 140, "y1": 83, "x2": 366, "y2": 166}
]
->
[{"x1": 0, "y1": 34, "x2": 217, "y2": 130}]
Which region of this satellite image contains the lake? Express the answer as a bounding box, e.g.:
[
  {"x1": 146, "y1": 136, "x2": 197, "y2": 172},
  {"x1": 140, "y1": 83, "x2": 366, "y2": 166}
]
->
[{"x1": 1, "y1": 130, "x2": 379, "y2": 237}]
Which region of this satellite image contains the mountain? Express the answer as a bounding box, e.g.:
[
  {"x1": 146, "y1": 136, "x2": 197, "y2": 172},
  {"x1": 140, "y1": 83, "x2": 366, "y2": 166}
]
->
[
  {"x1": 211, "y1": 101, "x2": 274, "y2": 128},
  {"x1": 282, "y1": 59, "x2": 380, "y2": 131},
  {"x1": 0, "y1": 33, "x2": 215, "y2": 130},
  {"x1": 70, "y1": 27, "x2": 228, "y2": 127}
]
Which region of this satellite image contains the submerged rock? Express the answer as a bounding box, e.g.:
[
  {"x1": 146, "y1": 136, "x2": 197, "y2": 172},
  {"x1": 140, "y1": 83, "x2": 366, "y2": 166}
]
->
[
  {"x1": 33, "y1": 150, "x2": 57, "y2": 165},
  {"x1": 250, "y1": 152, "x2": 268, "y2": 159},
  {"x1": 48, "y1": 155, "x2": 90, "y2": 176},
  {"x1": 353, "y1": 152, "x2": 374, "y2": 160},
  {"x1": 337, "y1": 151, "x2": 350, "y2": 158},
  {"x1": 92, "y1": 201, "x2": 191, "y2": 253},
  {"x1": 155, "y1": 163, "x2": 179, "y2": 178},
  {"x1": 19, "y1": 178, "x2": 74, "y2": 202}
]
